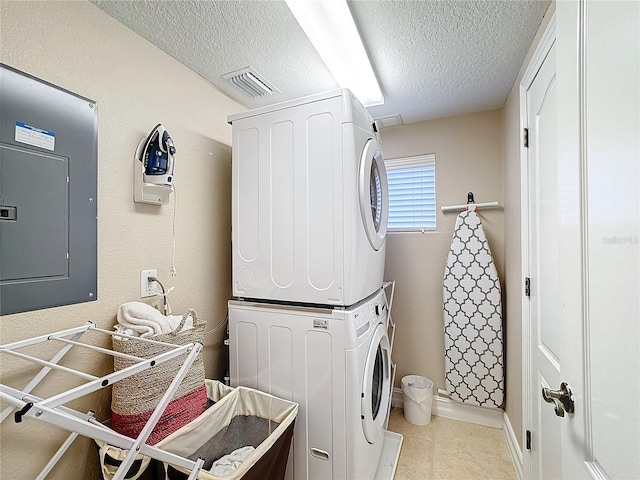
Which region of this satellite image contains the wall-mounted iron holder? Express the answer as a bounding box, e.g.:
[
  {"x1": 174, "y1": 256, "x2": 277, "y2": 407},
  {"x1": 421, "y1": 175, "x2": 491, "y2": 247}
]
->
[{"x1": 133, "y1": 154, "x2": 173, "y2": 205}]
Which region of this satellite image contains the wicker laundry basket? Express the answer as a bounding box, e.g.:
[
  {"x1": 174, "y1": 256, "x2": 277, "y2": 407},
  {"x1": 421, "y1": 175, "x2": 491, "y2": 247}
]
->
[{"x1": 110, "y1": 309, "x2": 208, "y2": 445}]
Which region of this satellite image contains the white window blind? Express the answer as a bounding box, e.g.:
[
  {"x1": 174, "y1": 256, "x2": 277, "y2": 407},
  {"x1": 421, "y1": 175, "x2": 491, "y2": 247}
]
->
[{"x1": 385, "y1": 154, "x2": 436, "y2": 232}]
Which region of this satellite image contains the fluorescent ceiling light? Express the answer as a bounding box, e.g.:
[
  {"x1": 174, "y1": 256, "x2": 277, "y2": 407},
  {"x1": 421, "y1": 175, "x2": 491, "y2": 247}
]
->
[{"x1": 285, "y1": 0, "x2": 384, "y2": 107}]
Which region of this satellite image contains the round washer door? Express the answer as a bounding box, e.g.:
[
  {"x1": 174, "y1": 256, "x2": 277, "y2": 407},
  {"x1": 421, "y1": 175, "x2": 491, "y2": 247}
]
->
[
  {"x1": 361, "y1": 323, "x2": 392, "y2": 444},
  {"x1": 358, "y1": 138, "x2": 389, "y2": 251}
]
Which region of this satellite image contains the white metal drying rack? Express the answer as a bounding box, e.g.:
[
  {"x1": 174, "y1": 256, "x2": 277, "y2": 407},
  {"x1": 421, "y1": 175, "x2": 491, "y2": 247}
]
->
[
  {"x1": 0, "y1": 321, "x2": 206, "y2": 480},
  {"x1": 381, "y1": 280, "x2": 397, "y2": 431}
]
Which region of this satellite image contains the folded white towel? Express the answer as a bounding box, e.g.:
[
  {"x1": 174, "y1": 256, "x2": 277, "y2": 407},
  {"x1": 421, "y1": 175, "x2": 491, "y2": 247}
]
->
[
  {"x1": 208, "y1": 446, "x2": 255, "y2": 477},
  {"x1": 115, "y1": 301, "x2": 193, "y2": 338}
]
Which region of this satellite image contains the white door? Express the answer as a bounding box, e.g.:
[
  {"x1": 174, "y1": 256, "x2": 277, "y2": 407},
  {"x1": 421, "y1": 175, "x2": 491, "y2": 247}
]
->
[
  {"x1": 525, "y1": 1, "x2": 640, "y2": 478},
  {"x1": 558, "y1": 1, "x2": 640, "y2": 477},
  {"x1": 525, "y1": 36, "x2": 563, "y2": 480}
]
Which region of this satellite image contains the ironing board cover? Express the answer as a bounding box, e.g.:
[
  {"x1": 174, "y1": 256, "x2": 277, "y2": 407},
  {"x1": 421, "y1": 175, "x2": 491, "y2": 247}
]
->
[{"x1": 443, "y1": 210, "x2": 504, "y2": 407}]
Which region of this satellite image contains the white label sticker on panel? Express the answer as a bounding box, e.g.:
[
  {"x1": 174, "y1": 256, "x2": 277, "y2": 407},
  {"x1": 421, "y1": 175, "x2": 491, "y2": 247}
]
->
[
  {"x1": 15, "y1": 122, "x2": 56, "y2": 151},
  {"x1": 313, "y1": 319, "x2": 328, "y2": 330}
]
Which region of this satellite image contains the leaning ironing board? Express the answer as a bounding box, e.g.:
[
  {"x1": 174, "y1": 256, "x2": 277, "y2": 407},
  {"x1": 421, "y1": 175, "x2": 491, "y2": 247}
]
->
[
  {"x1": 441, "y1": 194, "x2": 504, "y2": 408},
  {"x1": 0, "y1": 322, "x2": 206, "y2": 480}
]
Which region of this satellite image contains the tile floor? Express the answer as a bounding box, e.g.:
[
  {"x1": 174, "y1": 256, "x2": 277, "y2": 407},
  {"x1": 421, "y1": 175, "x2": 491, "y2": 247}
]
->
[{"x1": 387, "y1": 408, "x2": 517, "y2": 480}]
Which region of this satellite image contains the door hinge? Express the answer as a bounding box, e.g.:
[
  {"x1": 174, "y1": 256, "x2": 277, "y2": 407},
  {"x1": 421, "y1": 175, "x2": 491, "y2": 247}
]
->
[
  {"x1": 525, "y1": 277, "x2": 531, "y2": 297},
  {"x1": 523, "y1": 128, "x2": 529, "y2": 148},
  {"x1": 526, "y1": 430, "x2": 532, "y2": 450}
]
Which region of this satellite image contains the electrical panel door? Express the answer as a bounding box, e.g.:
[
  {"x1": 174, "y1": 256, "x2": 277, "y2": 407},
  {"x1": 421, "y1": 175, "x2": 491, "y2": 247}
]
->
[{"x1": 0, "y1": 64, "x2": 97, "y2": 315}]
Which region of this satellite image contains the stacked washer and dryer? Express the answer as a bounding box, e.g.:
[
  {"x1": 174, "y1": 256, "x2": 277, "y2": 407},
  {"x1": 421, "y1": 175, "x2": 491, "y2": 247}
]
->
[{"x1": 228, "y1": 89, "x2": 398, "y2": 479}]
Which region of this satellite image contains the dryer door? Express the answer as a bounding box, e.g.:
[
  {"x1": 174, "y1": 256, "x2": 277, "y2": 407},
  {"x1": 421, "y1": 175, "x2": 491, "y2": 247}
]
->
[
  {"x1": 361, "y1": 323, "x2": 392, "y2": 444},
  {"x1": 358, "y1": 138, "x2": 388, "y2": 251}
]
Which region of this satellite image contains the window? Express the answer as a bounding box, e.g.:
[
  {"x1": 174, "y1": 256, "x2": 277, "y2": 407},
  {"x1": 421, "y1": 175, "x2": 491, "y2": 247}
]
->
[{"x1": 385, "y1": 154, "x2": 436, "y2": 232}]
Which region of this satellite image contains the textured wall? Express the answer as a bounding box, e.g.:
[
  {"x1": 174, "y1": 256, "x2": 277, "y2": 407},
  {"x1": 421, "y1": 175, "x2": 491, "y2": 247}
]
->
[
  {"x1": 0, "y1": 1, "x2": 244, "y2": 478},
  {"x1": 381, "y1": 110, "x2": 504, "y2": 398}
]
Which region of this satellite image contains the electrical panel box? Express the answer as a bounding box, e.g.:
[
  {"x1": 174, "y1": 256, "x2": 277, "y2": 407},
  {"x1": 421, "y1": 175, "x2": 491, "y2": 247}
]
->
[{"x1": 0, "y1": 64, "x2": 98, "y2": 315}]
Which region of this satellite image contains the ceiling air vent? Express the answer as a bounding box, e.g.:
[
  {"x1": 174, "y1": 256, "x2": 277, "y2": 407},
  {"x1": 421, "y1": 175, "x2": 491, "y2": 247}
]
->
[
  {"x1": 223, "y1": 67, "x2": 279, "y2": 98},
  {"x1": 374, "y1": 114, "x2": 404, "y2": 130}
]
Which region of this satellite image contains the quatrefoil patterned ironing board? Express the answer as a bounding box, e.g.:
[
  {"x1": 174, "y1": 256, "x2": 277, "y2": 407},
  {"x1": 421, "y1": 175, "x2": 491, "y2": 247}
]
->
[{"x1": 443, "y1": 209, "x2": 504, "y2": 408}]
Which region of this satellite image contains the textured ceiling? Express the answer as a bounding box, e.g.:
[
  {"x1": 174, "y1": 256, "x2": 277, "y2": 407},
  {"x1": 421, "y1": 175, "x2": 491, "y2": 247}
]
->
[{"x1": 92, "y1": 0, "x2": 550, "y2": 126}]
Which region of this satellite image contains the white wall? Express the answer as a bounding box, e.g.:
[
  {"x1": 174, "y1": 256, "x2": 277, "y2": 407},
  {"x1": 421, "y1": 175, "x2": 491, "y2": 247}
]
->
[
  {"x1": 0, "y1": 2, "x2": 244, "y2": 478},
  {"x1": 384, "y1": 1, "x2": 556, "y2": 452},
  {"x1": 381, "y1": 110, "x2": 505, "y2": 395},
  {"x1": 385, "y1": 2, "x2": 556, "y2": 453}
]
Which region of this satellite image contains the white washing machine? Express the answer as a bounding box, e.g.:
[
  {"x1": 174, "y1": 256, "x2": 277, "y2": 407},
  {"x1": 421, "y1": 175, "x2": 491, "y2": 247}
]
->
[
  {"x1": 228, "y1": 289, "x2": 392, "y2": 480},
  {"x1": 228, "y1": 88, "x2": 389, "y2": 306}
]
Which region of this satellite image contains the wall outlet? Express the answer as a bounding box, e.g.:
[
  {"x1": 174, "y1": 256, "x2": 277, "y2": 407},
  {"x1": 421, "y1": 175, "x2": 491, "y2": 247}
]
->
[{"x1": 140, "y1": 269, "x2": 157, "y2": 298}]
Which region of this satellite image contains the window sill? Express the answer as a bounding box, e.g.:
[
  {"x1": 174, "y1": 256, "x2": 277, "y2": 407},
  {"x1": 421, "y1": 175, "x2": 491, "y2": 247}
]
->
[{"x1": 387, "y1": 229, "x2": 437, "y2": 234}]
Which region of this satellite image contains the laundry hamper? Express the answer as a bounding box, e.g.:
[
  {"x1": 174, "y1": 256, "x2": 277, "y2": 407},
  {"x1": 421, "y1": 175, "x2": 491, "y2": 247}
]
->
[
  {"x1": 97, "y1": 380, "x2": 235, "y2": 480},
  {"x1": 156, "y1": 386, "x2": 298, "y2": 480},
  {"x1": 110, "y1": 309, "x2": 208, "y2": 445}
]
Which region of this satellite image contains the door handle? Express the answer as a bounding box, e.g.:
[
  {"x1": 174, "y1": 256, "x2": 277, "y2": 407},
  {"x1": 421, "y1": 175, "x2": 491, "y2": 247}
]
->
[{"x1": 542, "y1": 382, "x2": 575, "y2": 417}]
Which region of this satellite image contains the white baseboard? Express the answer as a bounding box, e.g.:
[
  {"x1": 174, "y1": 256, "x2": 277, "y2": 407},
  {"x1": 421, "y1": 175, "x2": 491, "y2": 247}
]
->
[
  {"x1": 392, "y1": 388, "x2": 503, "y2": 428},
  {"x1": 502, "y1": 412, "x2": 523, "y2": 480},
  {"x1": 392, "y1": 388, "x2": 524, "y2": 478}
]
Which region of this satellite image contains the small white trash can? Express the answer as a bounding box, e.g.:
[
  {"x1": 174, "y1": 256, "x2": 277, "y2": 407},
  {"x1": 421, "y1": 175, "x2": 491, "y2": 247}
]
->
[{"x1": 401, "y1": 375, "x2": 433, "y2": 425}]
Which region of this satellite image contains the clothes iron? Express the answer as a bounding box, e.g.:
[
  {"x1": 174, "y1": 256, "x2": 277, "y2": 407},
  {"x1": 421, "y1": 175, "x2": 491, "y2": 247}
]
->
[{"x1": 137, "y1": 124, "x2": 175, "y2": 186}]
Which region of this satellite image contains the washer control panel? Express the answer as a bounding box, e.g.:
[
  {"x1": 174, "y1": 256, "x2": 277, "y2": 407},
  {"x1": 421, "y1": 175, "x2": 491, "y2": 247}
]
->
[{"x1": 345, "y1": 290, "x2": 386, "y2": 348}]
